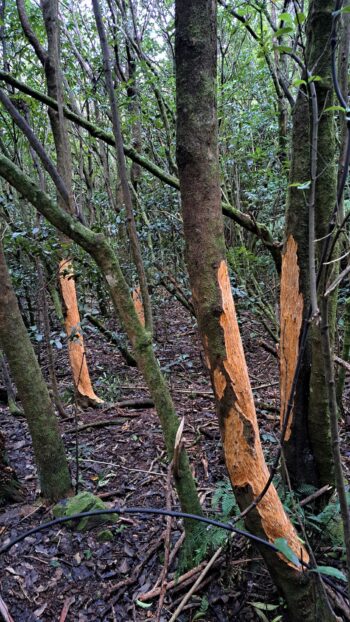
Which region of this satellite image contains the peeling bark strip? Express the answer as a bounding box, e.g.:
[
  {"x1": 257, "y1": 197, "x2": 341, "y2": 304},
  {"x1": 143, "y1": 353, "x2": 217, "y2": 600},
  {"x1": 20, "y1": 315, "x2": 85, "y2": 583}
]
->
[
  {"x1": 279, "y1": 236, "x2": 303, "y2": 440},
  {"x1": 132, "y1": 286, "x2": 145, "y2": 327},
  {"x1": 59, "y1": 260, "x2": 103, "y2": 403},
  {"x1": 214, "y1": 261, "x2": 308, "y2": 563}
]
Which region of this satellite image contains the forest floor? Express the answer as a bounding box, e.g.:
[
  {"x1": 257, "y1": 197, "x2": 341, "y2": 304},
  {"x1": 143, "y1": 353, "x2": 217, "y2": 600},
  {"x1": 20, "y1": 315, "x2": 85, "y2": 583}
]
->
[{"x1": 0, "y1": 292, "x2": 349, "y2": 622}]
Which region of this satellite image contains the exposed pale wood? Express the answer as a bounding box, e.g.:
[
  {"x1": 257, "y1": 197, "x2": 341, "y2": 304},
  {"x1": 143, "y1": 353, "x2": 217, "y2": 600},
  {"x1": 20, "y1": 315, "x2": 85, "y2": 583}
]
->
[
  {"x1": 214, "y1": 260, "x2": 308, "y2": 564},
  {"x1": 132, "y1": 286, "x2": 145, "y2": 327},
  {"x1": 59, "y1": 260, "x2": 103, "y2": 403},
  {"x1": 279, "y1": 236, "x2": 303, "y2": 441}
]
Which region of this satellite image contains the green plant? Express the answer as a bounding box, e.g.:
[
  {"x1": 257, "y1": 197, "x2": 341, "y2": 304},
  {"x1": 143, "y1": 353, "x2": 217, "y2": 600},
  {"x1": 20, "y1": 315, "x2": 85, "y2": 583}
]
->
[
  {"x1": 192, "y1": 595, "x2": 209, "y2": 620},
  {"x1": 180, "y1": 479, "x2": 241, "y2": 570}
]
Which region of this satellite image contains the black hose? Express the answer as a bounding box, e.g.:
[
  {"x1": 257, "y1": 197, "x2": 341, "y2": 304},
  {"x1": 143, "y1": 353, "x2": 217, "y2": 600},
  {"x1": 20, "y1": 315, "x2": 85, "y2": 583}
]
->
[{"x1": 0, "y1": 505, "x2": 305, "y2": 565}]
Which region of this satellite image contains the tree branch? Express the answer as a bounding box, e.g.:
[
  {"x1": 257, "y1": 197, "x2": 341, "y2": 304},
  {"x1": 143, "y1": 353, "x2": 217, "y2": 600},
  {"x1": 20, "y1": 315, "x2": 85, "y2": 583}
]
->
[{"x1": 0, "y1": 72, "x2": 281, "y2": 266}]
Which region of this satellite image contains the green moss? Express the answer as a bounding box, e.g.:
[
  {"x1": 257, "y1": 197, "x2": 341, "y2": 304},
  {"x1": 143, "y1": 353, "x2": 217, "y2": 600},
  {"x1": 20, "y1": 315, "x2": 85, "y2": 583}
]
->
[
  {"x1": 97, "y1": 529, "x2": 114, "y2": 542},
  {"x1": 53, "y1": 491, "x2": 117, "y2": 531}
]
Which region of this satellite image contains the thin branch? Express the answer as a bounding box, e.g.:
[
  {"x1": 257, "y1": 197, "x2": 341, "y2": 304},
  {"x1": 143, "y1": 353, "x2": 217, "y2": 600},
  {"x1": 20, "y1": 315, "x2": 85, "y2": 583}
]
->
[{"x1": 92, "y1": 0, "x2": 153, "y2": 332}]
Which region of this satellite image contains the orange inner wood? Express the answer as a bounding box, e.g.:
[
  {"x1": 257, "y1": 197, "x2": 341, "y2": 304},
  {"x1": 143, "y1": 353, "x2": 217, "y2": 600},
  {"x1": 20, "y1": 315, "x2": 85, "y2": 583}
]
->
[
  {"x1": 59, "y1": 260, "x2": 103, "y2": 403},
  {"x1": 132, "y1": 286, "x2": 145, "y2": 327},
  {"x1": 279, "y1": 235, "x2": 303, "y2": 441},
  {"x1": 213, "y1": 260, "x2": 308, "y2": 565}
]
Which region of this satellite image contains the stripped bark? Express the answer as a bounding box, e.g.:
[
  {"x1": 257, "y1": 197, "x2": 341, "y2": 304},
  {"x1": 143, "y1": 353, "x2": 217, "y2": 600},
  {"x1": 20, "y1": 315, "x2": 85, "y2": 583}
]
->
[
  {"x1": 59, "y1": 260, "x2": 102, "y2": 403},
  {"x1": 175, "y1": 1, "x2": 335, "y2": 618},
  {"x1": 279, "y1": 235, "x2": 303, "y2": 441},
  {"x1": 281, "y1": 0, "x2": 337, "y2": 489}
]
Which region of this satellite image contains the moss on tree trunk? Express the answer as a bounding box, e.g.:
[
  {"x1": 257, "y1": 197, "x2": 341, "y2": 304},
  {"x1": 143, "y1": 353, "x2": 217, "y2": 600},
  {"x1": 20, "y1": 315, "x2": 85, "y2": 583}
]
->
[
  {"x1": 282, "y1": 0, "x2": 337, "y2": 489},
  {"x1": 0, "y1": 240, "x2": 72, "y2": 502},
  {"x1": 0, "y1": 157, "x2": 202, "y2": 529},
  {"x1": 174, "y1": 1, "x2": 337, "y2": 619}
]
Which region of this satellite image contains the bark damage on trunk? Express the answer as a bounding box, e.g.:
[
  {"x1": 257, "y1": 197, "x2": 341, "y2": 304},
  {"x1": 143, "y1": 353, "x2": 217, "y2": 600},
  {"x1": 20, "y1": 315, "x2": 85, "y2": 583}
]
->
[
  {"x1": 132, "y1": 286, "x2": 145, "y2": 327},
  {"x1": 281, "y1": 0, "x2": 336, "y2": 489},
  {"x1": 213, "y1": 259, "x2": 306, "y2": 560},
  {"x1": 279, "y1": 235, "x2": 303, "y2": 440},
  {"x1": 174, "y1": 2, "x2": 340, "y2": 618},
  {"x1": 59, "y1": 260, "x2": 103, "y2": 404}
]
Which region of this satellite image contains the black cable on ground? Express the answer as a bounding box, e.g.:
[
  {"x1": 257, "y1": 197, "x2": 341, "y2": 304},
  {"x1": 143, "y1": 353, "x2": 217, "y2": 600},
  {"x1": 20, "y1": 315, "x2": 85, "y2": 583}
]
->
[{"x1": 0, "y1": 506, "x2": 306, "y2": 566}]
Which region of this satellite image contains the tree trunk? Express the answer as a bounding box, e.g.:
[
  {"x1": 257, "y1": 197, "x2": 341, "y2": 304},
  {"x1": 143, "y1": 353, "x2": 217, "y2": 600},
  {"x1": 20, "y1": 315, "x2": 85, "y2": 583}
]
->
[
  {"x1": 58, "y1": 260, "x2": 102, "y2": 405},
  {"x1": 281, "y1": 0, "x2": 337, "y2": 490},
  {"x1": 16, "y1": 0, "x2": 101, "y2": 405},
  {"x1": 0, "y1": 239, "x2": 72, "y2": 502},
  {"x1": 0, "y1": 351, "x2": 22, "y2": 416},
  {"x1": 175, "y1": 1, "x2": 336, "y2": 619},
  {"x1": 0, "y1": 430, "x2": 23, "y2": 505},
  {"x1": 0, "y1": 155, "x2": 203, "y2": 530}
]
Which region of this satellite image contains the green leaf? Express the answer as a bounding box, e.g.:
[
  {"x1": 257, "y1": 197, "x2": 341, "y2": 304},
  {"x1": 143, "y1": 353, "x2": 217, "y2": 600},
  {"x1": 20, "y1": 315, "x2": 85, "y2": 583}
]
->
[
  {"x1": 254, "y1": 611, "x2": 269, "y2": 622},
  {"x1": 274, "y1": 538, "x2": 301, "y2": 567},
  {"x1": 293, "y1": 79, "x2": 307, "y2": 87},
  {"x1": 288, "y1": 180, "x2": 311, "y2": 190},
  {"x1": 222, "y1": 492, "x2": 236, "y2": 515},
  {"x1": 135, "y1": 600, "x2": 152, "y2": 608},
  {"x1": 279, "y1": 12, "x2": 293, "y2": 23},
  {"x1": 297, "y1": 180, "x2": 311, "y2": 190},
  {"x1": 248, "y1": 601, "x2": 279, "y2": 611},
  {"x1": 294, "y1": 12, "x2": 306, "y2": 25},
  {"x1": 311, "y1": 566, "x2": 347, "y2": 581},
  {"x1": 273, "y1": 45, "x2": 293, "y2": 53},
  {"x1": 275, "y1": 26, "x2": 294, "y2": 37},
  {"x1": 50, "y1": 559, "x2": 60, "y2": 568},
  {"x1": 324, "y1": 105, "x2": 346, "y2": 113}
]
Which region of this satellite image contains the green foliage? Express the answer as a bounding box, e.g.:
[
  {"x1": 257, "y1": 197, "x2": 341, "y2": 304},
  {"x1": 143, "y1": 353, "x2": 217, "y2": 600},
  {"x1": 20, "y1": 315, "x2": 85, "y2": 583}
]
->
[
  {"x1": 273, "y1": 538, "x2": 301, "y2": 568},
  {"x1": 308, "y1": 496, "x2": 345, "y2": 548},
  {"x1": 192, "y1": 596, "x2": 209, "y2": 620},
  {"x1": 310, "y1": 566, "x2": 347, "y2": 581},
  {"x1": 180, "y1": 479, "x2": 240, "y2": 570}
]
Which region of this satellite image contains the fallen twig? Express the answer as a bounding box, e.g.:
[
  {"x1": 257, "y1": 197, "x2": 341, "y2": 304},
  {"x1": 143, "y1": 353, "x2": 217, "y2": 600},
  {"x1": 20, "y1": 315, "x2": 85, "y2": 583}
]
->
[
  {"x1": 168, "y1": 545, "x2": 224, "y2": 622},
  {"x1": 85, "y1": 313, "x2": 137, "y2": 367},
  {"x1": 299, "y1": 484, "x2": 333, "y2": 507},
  {"x1": 107, "y1": 532, "x2": 166, "y2": 596},
  {"x1": 147, "y1": 531, "x2": 186, "y2": 597},
  {"x1": 137, "y1": 562, "x2": 207, "y2": 602},
  {"x1": 334, "y1": 354, "x2": 350, "y2": 373},
  {"x1": 103, "y1": 398, "x2": 155, "y2": 410},
  {"x1": 59, "y1": 596, "x2": 75, "y2": 622},
  {"x1": 0, "y1": 595, "x2": 14, "y2": 622},
  {"x1": 64, "y1": 418, "x2": 126, "y2": 433},
  {"x1": 258, "y1": 339, "x2": 279, "y2": 358},
  {"x1": 155, "y1": 463, "x2": 174, "y2": 621}
]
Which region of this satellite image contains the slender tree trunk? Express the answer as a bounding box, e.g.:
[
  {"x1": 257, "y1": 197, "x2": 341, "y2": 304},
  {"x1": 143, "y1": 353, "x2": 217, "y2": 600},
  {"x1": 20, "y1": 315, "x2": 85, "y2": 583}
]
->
[
  {"x1": 175, "y1": 1, "x2": 335, "y2": 619},
  {"x1": 281, "y1": 0, "x2": 337, "y2": 489},
  {"x1": 37, "y1": 260, "x2": 67, "y2": 418},
  {"x1": 0, "y1": 154, "x2": 203, "y2": 529},
  {"x1": 0, "y1": 239, "x2": 72, "y2": 502},
  {"x1": 16, "y1": 0, "x2": 101, "y2": 405},
  {"x1": 92, "y1": 0, "x2": 153, "y2": 334},
  {"x1": 336, "y1": 1, "x2": 350, "y2": 408}
]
